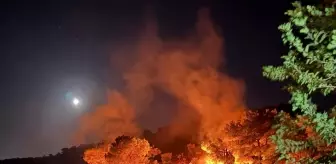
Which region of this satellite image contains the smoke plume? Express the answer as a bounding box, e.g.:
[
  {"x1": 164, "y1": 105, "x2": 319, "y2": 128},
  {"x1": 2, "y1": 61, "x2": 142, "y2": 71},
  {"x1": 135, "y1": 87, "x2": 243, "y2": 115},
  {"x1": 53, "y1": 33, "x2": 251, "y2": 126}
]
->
[{"x1": 75, "y1": 8, "x2": 245, "y2": 144}]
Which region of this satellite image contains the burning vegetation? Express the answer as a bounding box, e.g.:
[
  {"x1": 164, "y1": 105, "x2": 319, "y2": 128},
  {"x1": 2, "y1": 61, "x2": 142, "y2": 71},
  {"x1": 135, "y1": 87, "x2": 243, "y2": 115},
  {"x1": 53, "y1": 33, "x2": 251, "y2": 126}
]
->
[
  {"x1": 75, "y1": 7, "x2": 277, "y2": 164},
  {"x1": 81, "y1": 107, "x2": 279, "y2": 164},
  {"x1": 74, "y1": 3, "x2": 336, "y2": 163},
  {"x1": 76, "y1": 7, "x2": 252, "y2": 163}
]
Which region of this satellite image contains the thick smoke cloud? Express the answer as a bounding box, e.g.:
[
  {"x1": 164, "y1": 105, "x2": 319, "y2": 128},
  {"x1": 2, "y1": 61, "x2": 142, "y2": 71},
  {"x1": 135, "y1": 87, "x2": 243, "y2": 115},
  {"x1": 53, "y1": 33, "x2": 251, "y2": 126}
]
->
[{"x1": 75, "y1": 8, "x2": 246, "y2": 144}]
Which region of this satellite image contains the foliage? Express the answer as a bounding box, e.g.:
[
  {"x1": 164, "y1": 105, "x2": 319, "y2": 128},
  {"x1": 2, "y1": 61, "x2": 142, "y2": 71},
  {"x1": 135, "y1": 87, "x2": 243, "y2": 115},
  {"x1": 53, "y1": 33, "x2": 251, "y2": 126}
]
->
[
  {"x1": 200, "y1": 142, "x2": 235, "y2": 164},
  {"x1": 84, "y1": 146, "x2": 107, "y2": 164},
  {"x1": 225, "y1": 109, "x2": 278, "y2": 163},
  {"x1": 160, "y1": 153, "x2": 172, "y2": 164},
  {"x1": 263, "y1": 1, "x2": 336, "y2": 163},
  {"x1": 174, "y1": 154, "x2": 190, "y2": 164},
  {"x1": 83, "y1": 136, "x2": 160, "y2": 164}
]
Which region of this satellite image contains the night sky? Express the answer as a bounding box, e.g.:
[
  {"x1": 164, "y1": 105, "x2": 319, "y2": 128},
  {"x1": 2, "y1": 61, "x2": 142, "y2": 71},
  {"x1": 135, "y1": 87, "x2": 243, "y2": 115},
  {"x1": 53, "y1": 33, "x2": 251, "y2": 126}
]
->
[{"x1": 0, "y1": 0, "x2": 292, "y2": 159}]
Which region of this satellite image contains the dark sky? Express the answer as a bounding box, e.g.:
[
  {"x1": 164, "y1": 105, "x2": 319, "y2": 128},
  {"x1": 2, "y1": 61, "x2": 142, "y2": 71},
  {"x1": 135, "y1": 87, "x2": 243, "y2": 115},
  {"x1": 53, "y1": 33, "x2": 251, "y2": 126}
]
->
[{"x1": 0, "y1": 0, "x2": 292, "y2": 159}]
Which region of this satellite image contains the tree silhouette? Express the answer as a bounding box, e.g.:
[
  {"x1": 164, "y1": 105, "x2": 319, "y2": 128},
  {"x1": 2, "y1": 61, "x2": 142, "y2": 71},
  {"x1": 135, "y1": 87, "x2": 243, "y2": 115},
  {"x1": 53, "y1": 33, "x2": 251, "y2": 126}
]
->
[{"x1": 225, "y1": 109, "x2": 278, "y2": 163}]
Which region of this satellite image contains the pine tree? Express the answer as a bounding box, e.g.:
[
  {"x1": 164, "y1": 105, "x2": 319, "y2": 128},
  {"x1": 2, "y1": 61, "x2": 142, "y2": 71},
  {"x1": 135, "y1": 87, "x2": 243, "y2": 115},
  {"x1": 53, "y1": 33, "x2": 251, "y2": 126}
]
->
[
  {"x1": 83, "y1": 136, "x2": 161, "y2": 164},
  {"x1": 225, "y1": 109, "x2": 278, "y2": 163},
  {"x1": 263, "y1": 1, "x2": 336, "y2": 163}
]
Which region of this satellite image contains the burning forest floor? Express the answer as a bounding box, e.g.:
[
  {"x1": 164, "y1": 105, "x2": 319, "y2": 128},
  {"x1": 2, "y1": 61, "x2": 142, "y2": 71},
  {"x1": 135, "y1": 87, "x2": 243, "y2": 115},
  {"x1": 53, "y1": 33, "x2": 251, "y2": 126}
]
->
[
  {"x1": 82, "y1": 107, "x2": 281, "y2": 164},
  {"x1": 0, "y1": 105, "x2": 292, "y2": 164}
]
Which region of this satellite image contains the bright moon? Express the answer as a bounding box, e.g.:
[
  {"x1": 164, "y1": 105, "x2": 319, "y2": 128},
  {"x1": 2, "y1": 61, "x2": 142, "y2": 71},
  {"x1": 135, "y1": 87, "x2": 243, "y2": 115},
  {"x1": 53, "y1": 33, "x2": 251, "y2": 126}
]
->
[{"x1": 72, "y1": 97, "x2": 80, "y2": 106}]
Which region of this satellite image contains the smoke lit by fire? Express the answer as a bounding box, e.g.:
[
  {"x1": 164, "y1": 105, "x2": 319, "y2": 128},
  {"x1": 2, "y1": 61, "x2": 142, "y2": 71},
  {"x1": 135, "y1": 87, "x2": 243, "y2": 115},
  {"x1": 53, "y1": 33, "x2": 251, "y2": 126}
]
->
[{"x1": 75, "y1": 7, "x2": 246, "y2": 162}]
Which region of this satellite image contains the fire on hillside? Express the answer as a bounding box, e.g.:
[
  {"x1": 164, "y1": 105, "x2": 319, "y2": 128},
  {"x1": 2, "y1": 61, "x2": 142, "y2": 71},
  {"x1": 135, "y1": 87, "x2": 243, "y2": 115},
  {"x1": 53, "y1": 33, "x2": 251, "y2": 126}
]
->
[{"x1": 76, "y1": 7, "x2": 277, "y2": 164}]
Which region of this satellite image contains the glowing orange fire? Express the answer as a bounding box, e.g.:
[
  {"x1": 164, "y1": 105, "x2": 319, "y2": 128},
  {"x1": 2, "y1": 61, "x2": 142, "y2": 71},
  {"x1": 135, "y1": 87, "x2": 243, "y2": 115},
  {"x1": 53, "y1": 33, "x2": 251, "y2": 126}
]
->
[
  {"x1": 200, "y1": 143, "x2": 223, "y2": 164},
  {"x1": 200, "y1": 143, "x2": 253, "y2": 164}
]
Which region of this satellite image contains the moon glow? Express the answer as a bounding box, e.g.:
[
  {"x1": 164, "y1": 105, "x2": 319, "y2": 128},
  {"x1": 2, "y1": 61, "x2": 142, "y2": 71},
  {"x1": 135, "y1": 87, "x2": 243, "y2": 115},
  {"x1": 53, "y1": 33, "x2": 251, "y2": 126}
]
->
[{"x1": 72, "y1": 97, "x2": 80, "y2": 106}]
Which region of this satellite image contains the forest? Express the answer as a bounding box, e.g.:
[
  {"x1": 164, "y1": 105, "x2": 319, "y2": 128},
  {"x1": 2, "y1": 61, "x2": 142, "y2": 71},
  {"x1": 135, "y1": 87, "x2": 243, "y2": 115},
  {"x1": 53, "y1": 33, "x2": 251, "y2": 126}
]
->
[{"x1": 0, "y1": 104, "x2": 290, "y2": 164}]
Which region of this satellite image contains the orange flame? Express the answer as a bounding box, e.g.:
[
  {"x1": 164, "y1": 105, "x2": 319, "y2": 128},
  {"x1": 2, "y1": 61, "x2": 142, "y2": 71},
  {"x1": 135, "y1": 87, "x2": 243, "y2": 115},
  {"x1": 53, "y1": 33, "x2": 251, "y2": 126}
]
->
[
  {"x1": 200, "y1": 142, "x2": 253, "y2": 164},
  {"x1": 200, "y1": 143, "x2": 224, "y2": 164}
]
